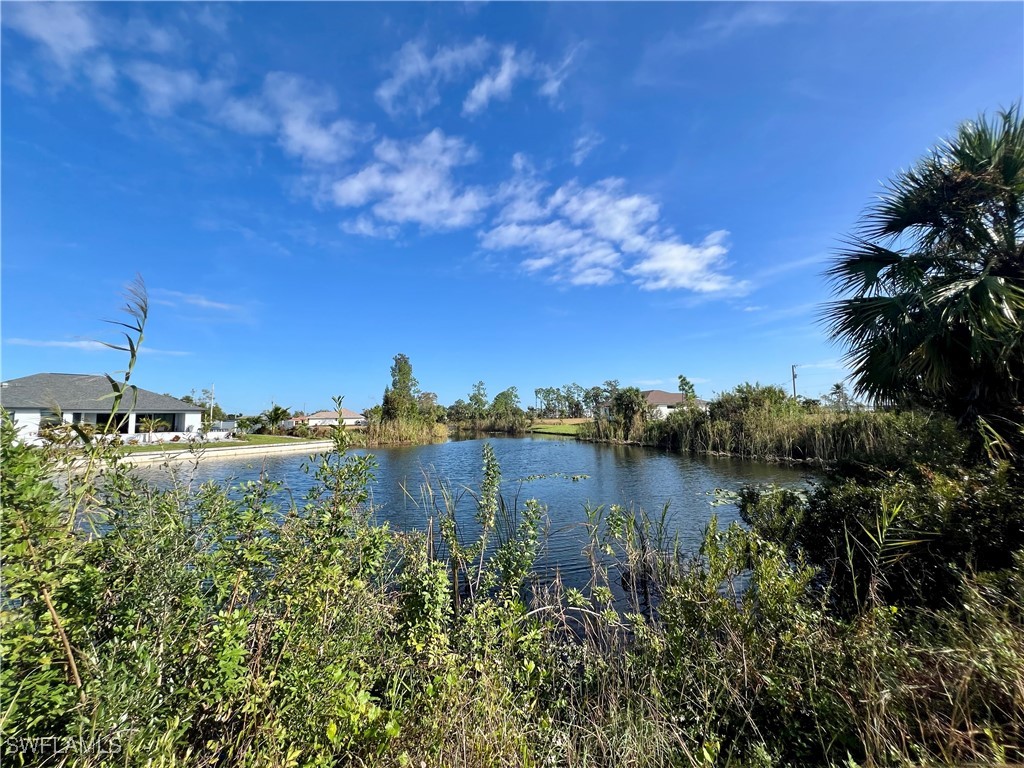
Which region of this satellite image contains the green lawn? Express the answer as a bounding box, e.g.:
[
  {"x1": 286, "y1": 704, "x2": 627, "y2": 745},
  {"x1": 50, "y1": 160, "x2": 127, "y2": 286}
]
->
[
  {"x1": 119, "y1": 434, "x2": 323, "y2": 454},
  {"x1": 528, "y1": 423, "x2": 581, "y2": 436}
]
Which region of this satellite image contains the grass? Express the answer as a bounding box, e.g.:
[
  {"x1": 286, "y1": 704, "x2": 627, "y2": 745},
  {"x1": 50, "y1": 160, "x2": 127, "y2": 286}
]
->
[
  {"x1": 119, "y1": 433, "x2": 323, "y2": 454},
  {"x1": 528, "y1": 423, "x2": 581, "y2": 436}
]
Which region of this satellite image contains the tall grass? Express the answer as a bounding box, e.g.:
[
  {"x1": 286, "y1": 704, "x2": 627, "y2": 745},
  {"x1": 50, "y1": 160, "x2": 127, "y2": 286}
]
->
[
  {"x1": 583, "y1": 400, "x2": 966, "y2": 467},
  {"x1": 366, "y1": 416, "x2": 447, "y2": 446}
]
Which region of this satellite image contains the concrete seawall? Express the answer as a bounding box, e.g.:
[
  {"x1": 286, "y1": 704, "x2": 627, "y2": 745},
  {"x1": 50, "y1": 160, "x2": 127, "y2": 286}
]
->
[{"x1": 123, "y1": 440, "x2": 336, "y2": 466}]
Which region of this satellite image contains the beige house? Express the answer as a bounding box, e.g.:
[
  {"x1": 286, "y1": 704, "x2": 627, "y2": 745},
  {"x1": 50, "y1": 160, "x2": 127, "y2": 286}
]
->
[{"x1": 283, "y1": 408, "x2": 366, "y2": 429}]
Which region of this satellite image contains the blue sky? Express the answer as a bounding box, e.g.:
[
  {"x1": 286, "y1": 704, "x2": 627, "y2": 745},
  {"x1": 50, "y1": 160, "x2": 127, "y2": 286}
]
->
[{"x1": 2, "y1": 2, "x2": 1021, "y2": 414}]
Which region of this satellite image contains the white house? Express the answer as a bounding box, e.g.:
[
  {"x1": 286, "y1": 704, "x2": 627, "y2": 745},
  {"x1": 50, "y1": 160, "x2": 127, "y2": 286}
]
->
[
  {"x1": 600, "y1": 389, "x2": 710, "y2": 420},
  {"x1": 283, "y1": 408, "x2": 366, "y2": 429},
  {"x1": 1, "y1": 373, "x2": 206, "y2": 445}
]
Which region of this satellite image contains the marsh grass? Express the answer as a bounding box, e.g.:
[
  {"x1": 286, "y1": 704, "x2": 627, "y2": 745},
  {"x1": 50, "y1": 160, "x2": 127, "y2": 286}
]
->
[
  {"x1": 582, "y1": 396, "x2": 965, "y2": 468},
  {"x1": 366, "y1": 417, "x2": 447, "y2": 446}
]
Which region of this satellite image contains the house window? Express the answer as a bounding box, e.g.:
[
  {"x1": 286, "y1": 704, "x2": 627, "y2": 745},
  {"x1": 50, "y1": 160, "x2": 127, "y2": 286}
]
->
[
  {"x1": 137, "y1": 413, "x2": 178, "y2": 433},
  {"x1": 39, "y1": 410, "x2": 62, "y2": 428},
  {"x1": 92, "y1": 413, "x2": 130, "y2": 433}
]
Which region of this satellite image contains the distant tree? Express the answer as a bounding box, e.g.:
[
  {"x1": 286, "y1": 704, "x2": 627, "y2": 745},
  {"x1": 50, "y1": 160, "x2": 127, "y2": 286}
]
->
[
  {"x1": 798, "y1": 396, "x2": 822, "y2": 413},
  {"x1": 447, "y1": 399, "x2": 472, "y2": 423},
  {"x1": 236, "y1": 415, "x2": 263, "y2": 434},
  {"x1": 562, "y1": 383, "x2": 586, "y2": 418},
  {"x1": 364, "y1": 404, "x2": 383, "y2": 425},
  {"x1": 382, "y1": 354, "x2": 420, "y2": 421},
  {"x1": 709, "y1": 383, "x2": 792, "y2": 421},
  {"x1": 612, "y1": 387, "x2": 649, "y2": 441},
  {"x1": 677, "y1": 375, "x2": 696, "y2": 403},
  {"x1": 490, "y1": 387, "x2": 521, "y2": 420},
  {"x1": 584, "y1": 386, "x2": 606, "y2": 417},
  {"x1": 416, "y1": 391, "x2": 445, "y2": 422},
  {"x1": 262, "y1": 404, "x2": 291, "y2": 435},
  {"x1": 469, "y1": 381, "x2": 489, "y2": 425},
  {"x1": 821, "y1": 382, "x2": 854, "y2": 412}
]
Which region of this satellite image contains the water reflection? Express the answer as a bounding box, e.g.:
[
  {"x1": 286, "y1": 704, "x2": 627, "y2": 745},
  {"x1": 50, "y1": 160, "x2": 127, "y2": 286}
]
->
[{"x1": 132, "y1": 436, "x2": 816, "y2": 586}]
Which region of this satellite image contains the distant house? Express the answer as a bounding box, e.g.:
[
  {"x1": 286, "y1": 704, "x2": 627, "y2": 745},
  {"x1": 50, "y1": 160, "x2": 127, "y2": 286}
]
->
[
  {"x1": 600, "y1": 389, "x2": 709, "y2": 420},
  {"x1": 284, "y1": 408, "x2": 366, "y2": 429},
  {"x1": 1, "y1": 373, "x2": 205, "y2": 445},
  {"x1": 642, "y1": 389, "x2": 709, "y2": 419}
]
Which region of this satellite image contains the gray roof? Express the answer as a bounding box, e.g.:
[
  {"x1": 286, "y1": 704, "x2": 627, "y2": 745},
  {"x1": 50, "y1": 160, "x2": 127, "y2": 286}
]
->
[
  {"x1": 1, "y1": 374, "x2": 204, "y2": 413},
  {"x1": 643, "y1": 389, "x2": 708, "y2": 408}
]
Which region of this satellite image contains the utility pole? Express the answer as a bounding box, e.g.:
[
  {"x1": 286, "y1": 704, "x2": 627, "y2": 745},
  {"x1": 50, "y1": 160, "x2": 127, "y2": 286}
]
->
[{"x1": 791, "y1": 365, "x2": 798, "y2": 399}]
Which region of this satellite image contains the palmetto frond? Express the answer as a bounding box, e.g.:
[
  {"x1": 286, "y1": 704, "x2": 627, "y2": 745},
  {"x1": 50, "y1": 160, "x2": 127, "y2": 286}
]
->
[{"x1": 823, "y1": 106, "x2": 1024, "y2": 455}]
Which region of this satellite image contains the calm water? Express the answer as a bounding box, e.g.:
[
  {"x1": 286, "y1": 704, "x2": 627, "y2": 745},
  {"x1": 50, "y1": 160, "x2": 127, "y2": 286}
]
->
[{"x1": 134, "y1": 436, "x2": 815, "y2": 584}]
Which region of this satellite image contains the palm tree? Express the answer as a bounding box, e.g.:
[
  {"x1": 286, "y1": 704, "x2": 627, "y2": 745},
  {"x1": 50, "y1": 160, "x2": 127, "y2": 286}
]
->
[
  {"x1": 824, "y1": 107, "x2": 1024, "y2": 457},
  {"x1": 137, "y1": 416, "x2": 169, "y2": 444},
  {"x1": 262, "y1": 404, "x2": 291, "y2": 435}
]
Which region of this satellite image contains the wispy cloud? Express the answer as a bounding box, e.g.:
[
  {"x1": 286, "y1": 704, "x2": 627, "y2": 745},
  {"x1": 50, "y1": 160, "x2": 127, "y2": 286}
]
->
[
  {"x1": 152, "y1": 290, "x2": 244, "y2": 313},
  {"x1": 6, "y1": 338, "x2": 190, "y2": 356},
  {"x1": 340, "y1": 215, "x2": 400, "y2": 239},
  {"x1": 330, "y1": 129, "x2": 489, "y2": 230},
  {"x1": 636, "y1": 4, "x2": 787, "y2": 85},
  {"x1": 3, "y1": 4, "x2": 367, "y2": 167},
  {"x1": 263, "y1": 72, "x2": 367, "y2": 165},
  {"x1": 754, "y1": 254, "x2": 828, "y2": 280},
  {"x1": 480, "y1": 157, "x2": 747, "y2": 293},
  {"x1": 798, "y1": 359, "x2": 845, "y2": 371},
  {"x1": 634, "y1": 378, "x2": 664, "y2": 386},
  {"x1": 571, "y1": 130, "x2": 603, "y2": 166},
  {"x1": 376, "y1": 38, "x2": 492, "y2": 116},
  {"x1": 537, "y1": 43, "x2": 582, "y2": 101},
  {"x1": 463, "y1": 45, "x2": 531, "y2": 116},
  {"x1": 2, "y1": 3, "x2": 99, "y2": 69}
]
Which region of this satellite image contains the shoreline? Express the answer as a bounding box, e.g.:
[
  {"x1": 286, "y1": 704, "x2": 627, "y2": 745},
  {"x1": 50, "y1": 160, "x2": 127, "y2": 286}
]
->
[{"x1": 121, "y1": 439, "x2": 336, "y2": 465}]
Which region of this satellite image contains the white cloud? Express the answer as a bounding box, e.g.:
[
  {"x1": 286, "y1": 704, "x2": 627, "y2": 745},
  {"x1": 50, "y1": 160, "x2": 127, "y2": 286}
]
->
[
  {"x1": 628, "y1": 231, "x2": 744, "y2": 292},
  {"x1": 376, "y1": 38, "x2": 491, "y2": 116},
  {"x1": 216, "y1": 96, "x2": 275, "y2": 135},
  {"x1": 123, "y1": 16, "x2": 181, "y2": 55},
  {"x1": 493, "y1": 153, "x2": 550, "y2": 223},
  {"x1": 6, "y1": 338, "x2": 189, "y2": 356},
  {"x1": 124, "y1": 61, "x2": 203, "y2": 116},
  {"x1": 537, "y1": 43, "x2": 582, "y2": 101},
  {"x1": 377, "y1": 37, "x2": 578, "y2": 117},
  {"x1": 463, "y1": 45, "x2": 531, "y2": 116},
  {"x1": 2, "y1": 3, "x2": 99, "y2": 68},
  {"x1": 571, "y1": 131, "x2": 603, "y2": 166},
  {"x1": 341, "y1": 215, "x2": 399, "y2": 239},
  {"x1": 152, "y1": 290, "x2": 243, "y2": 312},
  {"x1": 330, "y1": 129, "x2": 489, "y2": 230},
  {"x1": 480, "y1": 157, "x2": 745, "y2": 293},
  {"x1": 193, "y1": 5, "x2": 231, "y2": 36},
  {"x1": 263, "y1": 72, "x2": 364, "y2": 164},
  {"x1": 86, "y1": 54, "x2": 118, "y2": 93},
  {"x1": 553, "y1": 179, "x2": 660, "y2": 252}
]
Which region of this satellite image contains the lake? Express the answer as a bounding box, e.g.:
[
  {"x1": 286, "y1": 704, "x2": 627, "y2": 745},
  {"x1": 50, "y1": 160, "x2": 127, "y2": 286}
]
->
[{"x1": 134, "y1": 435, "x2": 815, "y2": 586}]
